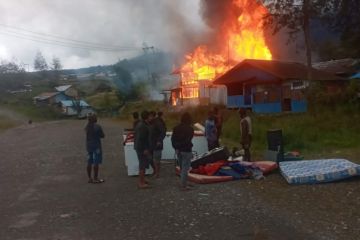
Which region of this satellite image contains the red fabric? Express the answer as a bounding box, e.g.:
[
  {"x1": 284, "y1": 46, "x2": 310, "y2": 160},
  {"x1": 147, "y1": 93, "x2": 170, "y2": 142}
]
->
[
  {"x1": 176, "y1": 167, "x2": 233, "y2": 184},
  {"x1": 190, "y1": 160, "x2": 227, "y2": 176},
  {"x1": 203, "y1": 160, "x2": 228, "y2": 176},
  {"x1": 123, "y1": 133, "x2": 135, "y2": 144}
]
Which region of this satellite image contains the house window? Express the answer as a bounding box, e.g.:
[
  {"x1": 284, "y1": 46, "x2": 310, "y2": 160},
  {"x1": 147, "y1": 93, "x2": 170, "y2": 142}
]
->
[{"x1": 291, "y1": 80, "x2": 307, "y2": 90}]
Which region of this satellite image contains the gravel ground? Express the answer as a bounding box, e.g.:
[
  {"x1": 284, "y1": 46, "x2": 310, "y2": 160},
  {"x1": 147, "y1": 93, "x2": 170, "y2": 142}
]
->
[{"x1": 0, "y1": 119, "x2": 359, "y2": 240}]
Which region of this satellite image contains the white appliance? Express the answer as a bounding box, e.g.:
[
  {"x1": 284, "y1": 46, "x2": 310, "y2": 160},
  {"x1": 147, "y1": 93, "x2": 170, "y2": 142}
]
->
[{"x1": 123, "y1": 130, "x2": 207, "y2": 176}]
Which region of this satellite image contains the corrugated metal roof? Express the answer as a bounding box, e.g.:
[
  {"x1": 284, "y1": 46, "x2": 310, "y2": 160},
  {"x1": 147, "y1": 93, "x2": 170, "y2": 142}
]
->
[
  {"x1": 214, "y1": 59, "x2": 344, "y2": 85},
  {"x1": 34, "y1": 92, "x2": 60, "y2": 100},
  {"x1": 55, "y1": 85, "x2": 72, "y2": 92},
  {"x1": 313, "y1": 58, "x2": 360, "y2": 75}
]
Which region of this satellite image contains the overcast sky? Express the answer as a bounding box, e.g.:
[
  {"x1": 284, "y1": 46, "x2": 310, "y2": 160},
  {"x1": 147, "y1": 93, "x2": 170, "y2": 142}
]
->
[{"x1": 0, "y1": 0, "x2": 207, "y2": 70}]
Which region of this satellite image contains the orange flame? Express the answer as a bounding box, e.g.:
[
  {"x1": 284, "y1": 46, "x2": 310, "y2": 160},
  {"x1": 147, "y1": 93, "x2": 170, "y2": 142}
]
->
[{"x1": 178, "y1": 0, "x2": 272, "y2": 99}]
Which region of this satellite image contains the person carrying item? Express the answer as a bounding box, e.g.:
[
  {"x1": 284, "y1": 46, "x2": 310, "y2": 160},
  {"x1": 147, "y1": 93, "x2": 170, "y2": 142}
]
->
[
  {"x1": 171, "y1": 112, "x2": 194, "y2": 191},
  {"x1": 134, "y1": 110, "x2": 152, "y2": 189},
  {"x1": 239, "y1": 108, "x2": 252, "y2": 162},
  {"x1": 149, "y1": 111, "x2": 167, "y2": 178},
  {"x1": 85, "y1": 113, "x2": 105, "y2": 183},
  {"x1": 205, "y1": 110, "x2": 219, "y2": 151}
]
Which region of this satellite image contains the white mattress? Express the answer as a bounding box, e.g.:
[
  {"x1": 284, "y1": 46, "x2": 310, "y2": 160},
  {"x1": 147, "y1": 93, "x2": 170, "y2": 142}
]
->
[{"x1": 279, "y1": 159, "x2": 360, "y2": 184}]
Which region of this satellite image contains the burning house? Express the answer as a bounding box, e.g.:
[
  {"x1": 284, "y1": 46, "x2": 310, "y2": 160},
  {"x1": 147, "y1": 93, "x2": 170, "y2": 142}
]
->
[{"x1": 170, "y1": 0, "x2": 272, "y2": 106}]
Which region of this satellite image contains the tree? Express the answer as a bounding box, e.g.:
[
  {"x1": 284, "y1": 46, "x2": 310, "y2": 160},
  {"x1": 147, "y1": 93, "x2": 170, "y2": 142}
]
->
[
  {"x1": 265, "y1": 1, "x2": 360, "y2": 63},
  {"x1": 51, "y1": 56, "x2": 62, "y2": 81},
  {"x1": 327, "y1": 0, "x2": 360, "y2": 58},
  {"x1": 0, "y1": 60, "x2": 25, "y2": 74},
  {"x1": 33, "y1": 51, "x2": 48, "y2": 72},
  {"x1": 51, "y1": 57, "x2": 62, "y2": 71},
  {"x1": 264, "y1": 0, "x2": 333, "y2": 80}
]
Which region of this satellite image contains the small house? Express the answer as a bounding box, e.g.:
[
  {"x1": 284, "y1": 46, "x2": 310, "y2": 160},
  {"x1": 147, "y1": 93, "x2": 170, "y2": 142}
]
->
[
  {"x1": 313, "y1": 58, "x2": 360, "y2": 78},
  {"x1": 170, "y1": 69, "x2": 227, "y2": 106},
  {"x1": 213, "y1": 59, "x2": 345, "y2": 113},
  {"x1": 60, "y1": 100, "x2": 94, "y2": 118},
  {"x1": 33, "y1": 92, "x2": 69, "y2": 106}
]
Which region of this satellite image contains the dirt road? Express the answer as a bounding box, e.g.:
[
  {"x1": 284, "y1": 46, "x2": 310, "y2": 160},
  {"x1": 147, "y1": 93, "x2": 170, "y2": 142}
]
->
[{"x1": 0, "y1": 119, "x2": 358, "y2": 240}]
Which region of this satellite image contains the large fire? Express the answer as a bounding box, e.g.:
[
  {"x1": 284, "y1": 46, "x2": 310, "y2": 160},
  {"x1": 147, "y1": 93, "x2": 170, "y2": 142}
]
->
[{"x1": 177, "y1": 0, "x2": 272, "y2": 101}]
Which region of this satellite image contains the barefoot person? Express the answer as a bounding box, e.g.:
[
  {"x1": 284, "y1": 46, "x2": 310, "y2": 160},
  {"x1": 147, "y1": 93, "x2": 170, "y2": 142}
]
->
[
  {"x1": 85, "y1": 113, "x2": 105, "y2": 183},
  {"x1": 171, "y1": 112, "x2": 194, "y2": 191},
  {"x1": 134, "y1": 110, "x2": 152, "y2": 189}
]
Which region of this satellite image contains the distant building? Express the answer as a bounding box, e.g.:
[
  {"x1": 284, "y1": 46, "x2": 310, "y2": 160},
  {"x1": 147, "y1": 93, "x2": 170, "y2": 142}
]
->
[
  {"x1": 170, "y1": 69, "x2": 227, "y2": 106},
  {"x1": 313, "y1": 58, "x2": 360, "y2": 78},
  {"x1": 33, "y1": 92, "x2": 69, "y2": 106},
  {"x1": 214, "y1": 59, "x2": 345, "y2": 113},
  {"x1": 60, "y1": 100, "x2": 94, "y2": 118}
]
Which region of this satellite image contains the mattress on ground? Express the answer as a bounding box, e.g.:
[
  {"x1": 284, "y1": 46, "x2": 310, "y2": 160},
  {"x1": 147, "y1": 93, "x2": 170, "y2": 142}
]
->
[
  {"x1": 175, "y1": 167, "x2": 233, "y2": 184},
  {"x1": 279, "y1": 159, "x2": 360, "y2": 184}
]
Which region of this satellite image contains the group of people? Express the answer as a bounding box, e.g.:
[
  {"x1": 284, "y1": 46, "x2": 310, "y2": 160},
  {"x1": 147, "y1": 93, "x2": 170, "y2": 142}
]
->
[
  {"x1": 132, "y1": 110, "x2": 167, "y2": 189},
  {"x1": 204, "y1": 107, "x2": 252, "y2": 161},
  {"x1": 84, "y1": 107, "x2": 252, "y2": 190},
  {"x1": 132, "y1": 110, "x2": 195, "y2": 190}
]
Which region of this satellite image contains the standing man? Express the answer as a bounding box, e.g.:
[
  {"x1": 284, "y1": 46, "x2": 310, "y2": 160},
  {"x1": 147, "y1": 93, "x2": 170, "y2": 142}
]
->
[
  {"x1": 205, "y1": 110, "x2": 219, "y2": 151},
  {"x1": 171, "y1": 112, "x2": 194, "y2": 191},
  {"x1": 132, "y1": 112, "x2": 140, "y2": 130},
  {"x1": 239, "y1": 108, "x2": 252, "y2": 162},
  {"x1": 213, "y1": 107, "x2": 223, "y2": 140},
  {"x1": 150, "y1": 111, "x2": 167, "y2": 178},
  {"x1": 134, "y1": 110, "x2": 152, "y2": 189},
  {"x1": 85, "y1": 113, "x2": 105, "y2": 183}
]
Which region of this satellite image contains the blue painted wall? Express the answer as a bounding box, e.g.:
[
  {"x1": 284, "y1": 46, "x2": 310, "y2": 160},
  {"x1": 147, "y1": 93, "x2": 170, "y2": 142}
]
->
[
  {"x1": 227, "y1": 98, "x2": 308, "y2": 113},
  {"x1": 291, "y1": 100, "x2": 307, "y2": 112},
  {"x1": 252, "y1": 103, "x2": 282, "y2": 113},
  {"x1": 227, "y1": 95, "x2": 244, "y2": 108},
  {"x1": 54, "y1": 93, "x2": 70, "y2": 103}
]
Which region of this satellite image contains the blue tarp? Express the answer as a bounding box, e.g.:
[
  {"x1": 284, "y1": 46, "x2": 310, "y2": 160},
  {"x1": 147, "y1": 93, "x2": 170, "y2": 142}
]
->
[{"x1": 350, "y1": 72, "x2": 360, "y2": 79}]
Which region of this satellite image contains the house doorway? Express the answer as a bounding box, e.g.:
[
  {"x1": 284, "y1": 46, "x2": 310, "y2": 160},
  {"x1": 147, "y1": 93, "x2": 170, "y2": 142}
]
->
[
  {"x1": 244, "y1": 86, "x2": 252, "y2": 105},
  {"x1": 282, "y1": 98, "x2": 292, "y2": 112}
]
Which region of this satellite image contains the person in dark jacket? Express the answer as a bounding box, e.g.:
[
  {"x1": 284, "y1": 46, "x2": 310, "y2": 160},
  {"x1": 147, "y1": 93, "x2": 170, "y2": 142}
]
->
[
  {"x1": 149, "y1": 111, "x2": 167, "y2": 178},
  {"x1": 85, "y1": 113, "x2": 105, "y2": 183},
  {"x1": 134, "y1": 110, "x2": 152, "y2": 188},
  {"x1": 132, "y1": 111, "x2": 140, "y2": 130},
  {"x1": 171, "y1": 112, "x2": 194, "y2": 190},
  {"x1": 239, "y1": 108, "x2": 251, "y2": 161}
]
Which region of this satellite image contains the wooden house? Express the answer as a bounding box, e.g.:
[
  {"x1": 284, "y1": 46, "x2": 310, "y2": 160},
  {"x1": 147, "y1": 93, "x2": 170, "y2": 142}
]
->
[{"x1": 213, "y1": 59, "x2": 345, "y2": 113}]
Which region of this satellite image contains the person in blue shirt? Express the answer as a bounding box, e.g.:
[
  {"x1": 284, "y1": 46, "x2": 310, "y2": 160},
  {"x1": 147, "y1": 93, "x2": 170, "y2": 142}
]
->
[{"x1": 205, "y1": 110, "x2": 219, "y2": 151}]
